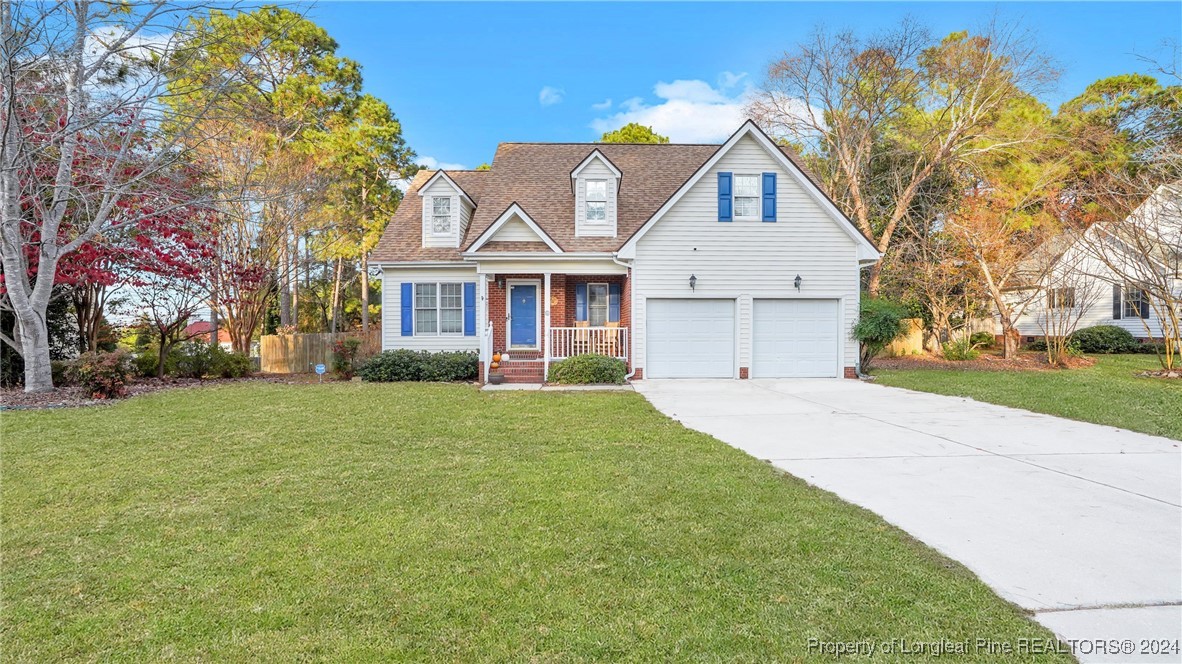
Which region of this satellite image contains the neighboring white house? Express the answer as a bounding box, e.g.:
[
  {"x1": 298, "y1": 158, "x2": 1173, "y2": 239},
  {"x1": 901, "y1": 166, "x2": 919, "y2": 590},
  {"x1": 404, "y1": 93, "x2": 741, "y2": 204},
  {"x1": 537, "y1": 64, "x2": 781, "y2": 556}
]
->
[
  {"x1": 1008, "y1": 184, "x2": 1181, "y2": 341},
  {"x1": 369, "y1": 121, "x2": 881, "y2": 382}
]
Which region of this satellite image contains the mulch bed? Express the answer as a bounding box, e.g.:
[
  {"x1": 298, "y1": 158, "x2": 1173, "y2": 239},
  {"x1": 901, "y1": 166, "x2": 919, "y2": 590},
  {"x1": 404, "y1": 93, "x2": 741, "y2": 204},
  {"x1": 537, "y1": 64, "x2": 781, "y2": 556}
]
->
[
  {"x1": 873, "y1": 351, "x2": 1096, "y2": 372},
  {"x1": 0, "y1": 375, "x2": 322, "y2": 411}
]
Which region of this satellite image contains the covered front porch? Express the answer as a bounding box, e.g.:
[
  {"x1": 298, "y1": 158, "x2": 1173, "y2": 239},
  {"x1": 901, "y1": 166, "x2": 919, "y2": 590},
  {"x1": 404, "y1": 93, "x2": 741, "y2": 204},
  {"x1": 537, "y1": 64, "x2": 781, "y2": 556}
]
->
[{"x1": 474, "y1": 260, "x2": 631, "y2": 383}]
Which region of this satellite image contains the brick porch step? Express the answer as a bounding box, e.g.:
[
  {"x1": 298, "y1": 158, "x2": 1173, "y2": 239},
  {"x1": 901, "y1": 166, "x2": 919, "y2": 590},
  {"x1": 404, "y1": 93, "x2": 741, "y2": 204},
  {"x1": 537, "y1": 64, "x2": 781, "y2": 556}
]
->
[{"x1": 496, "y1": 360, "x2": 545, "y2": 383}]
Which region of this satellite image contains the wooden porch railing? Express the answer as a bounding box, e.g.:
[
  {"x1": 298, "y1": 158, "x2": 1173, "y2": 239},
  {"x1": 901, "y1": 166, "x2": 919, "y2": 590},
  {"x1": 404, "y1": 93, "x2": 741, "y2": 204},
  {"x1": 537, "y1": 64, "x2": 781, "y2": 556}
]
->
[{"x1": 549, "y1": 326, "x2": 628, "y2": 360}]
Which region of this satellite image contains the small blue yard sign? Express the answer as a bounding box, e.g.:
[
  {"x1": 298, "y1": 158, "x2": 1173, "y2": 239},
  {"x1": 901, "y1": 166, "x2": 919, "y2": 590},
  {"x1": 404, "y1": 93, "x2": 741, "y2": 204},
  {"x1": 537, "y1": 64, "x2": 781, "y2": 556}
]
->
[{"x1": 314, "y1": 363, "x2": 326, "y2": 382}]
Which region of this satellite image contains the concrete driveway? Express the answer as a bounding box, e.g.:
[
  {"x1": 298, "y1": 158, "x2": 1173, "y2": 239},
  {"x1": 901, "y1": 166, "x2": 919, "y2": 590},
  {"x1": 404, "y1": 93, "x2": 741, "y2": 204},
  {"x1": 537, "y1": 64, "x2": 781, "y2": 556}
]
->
[{"x1": 635, "y1": 378, "x2": 1182, "y2": 663}]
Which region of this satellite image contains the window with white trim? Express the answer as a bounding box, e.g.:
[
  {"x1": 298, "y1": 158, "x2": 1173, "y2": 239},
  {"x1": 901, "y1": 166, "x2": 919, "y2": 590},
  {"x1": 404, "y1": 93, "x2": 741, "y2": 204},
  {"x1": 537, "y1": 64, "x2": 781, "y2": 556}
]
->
[
  {"x1": 588, "y1": 282, "x2": 609, "y2": 326},
  {"x1": 414, "y1": 282, "x2": 463, "y2": 335},
  {"x1": 1124, "y1": 288, "x2": 1149, "y2": 319},
  {"x1": 586, "y1": 180, "x2": 607, "y2": 222},
  {"x1": 1048, "y1": 287, "x2": 1076, "y2": 309},
  {"x1": 431, "y1": 197, "x2": 452, "y2": 235},
  {"x1": 733, "y1": 174, "x2": 759, "y2": 219}
]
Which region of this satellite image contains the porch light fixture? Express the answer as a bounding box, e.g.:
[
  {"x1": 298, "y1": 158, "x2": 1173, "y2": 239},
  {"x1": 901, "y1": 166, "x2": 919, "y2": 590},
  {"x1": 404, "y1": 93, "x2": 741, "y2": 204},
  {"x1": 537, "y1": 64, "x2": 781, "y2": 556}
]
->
[
  {"x1": 794, "y1": 275, "x2": 802, "y2": 291},
  {"x1": 689, "y1": 274, "x2": 697, "y2": 291}
]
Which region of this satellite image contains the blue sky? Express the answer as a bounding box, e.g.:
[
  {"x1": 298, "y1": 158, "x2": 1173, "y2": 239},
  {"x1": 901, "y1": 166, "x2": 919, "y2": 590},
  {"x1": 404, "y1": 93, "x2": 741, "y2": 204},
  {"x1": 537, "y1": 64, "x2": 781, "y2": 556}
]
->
[{"x1": 308, "y1": 2, "x2": 1181, "y2": 169}]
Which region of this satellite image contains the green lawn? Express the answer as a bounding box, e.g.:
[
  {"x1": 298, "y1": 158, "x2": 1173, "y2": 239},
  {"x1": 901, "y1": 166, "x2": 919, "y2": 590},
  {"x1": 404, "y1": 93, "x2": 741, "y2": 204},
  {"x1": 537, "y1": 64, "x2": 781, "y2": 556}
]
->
[
  {"x1": 3, "y1": 383, "x2": 1069, "y2": 662},
  {"x1": 873, "y1": 354, "x2": 1182, "y2": 440}
]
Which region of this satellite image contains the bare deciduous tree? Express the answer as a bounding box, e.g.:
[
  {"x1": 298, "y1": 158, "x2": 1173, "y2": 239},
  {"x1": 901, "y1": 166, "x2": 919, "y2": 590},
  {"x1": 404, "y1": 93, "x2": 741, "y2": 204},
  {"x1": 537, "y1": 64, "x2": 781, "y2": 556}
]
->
[
  {"x1": 1082, "y1": 183, "x2": 1181, "y2": 371},
  {"x1": 747, "y1": 18, "x2": 1058, "y2": 296}
]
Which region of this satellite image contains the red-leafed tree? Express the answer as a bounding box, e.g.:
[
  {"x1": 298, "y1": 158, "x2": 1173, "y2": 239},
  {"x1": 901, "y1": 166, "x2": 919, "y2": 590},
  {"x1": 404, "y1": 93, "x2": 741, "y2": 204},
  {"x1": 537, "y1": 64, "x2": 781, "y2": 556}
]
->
[{"x1": 1, "y1": 2, "x2": 256, "y2": 393}]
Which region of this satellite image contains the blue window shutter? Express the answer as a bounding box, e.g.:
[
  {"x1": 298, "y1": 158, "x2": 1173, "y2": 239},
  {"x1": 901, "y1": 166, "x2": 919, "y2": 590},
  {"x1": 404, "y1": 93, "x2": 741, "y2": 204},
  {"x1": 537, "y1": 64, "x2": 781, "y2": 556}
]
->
[
  {"x1": 762, "y1": 172, "x2": 776, "y2": 222},
  {"x1": 400, "y1": 283, "x2": 414, "y2": 336},
  {"x1": 463, "y1": 282, "x2": 476, "y2": 336},
  {"x1": 717, "y1": 172, "x2": 732, "y2": 222},
  {"x1": 608, "y1": 282, "x2": 621, "y2": 322},
  {"x1": 575, "y1": 283, "x2": 588, "y2": 321}
]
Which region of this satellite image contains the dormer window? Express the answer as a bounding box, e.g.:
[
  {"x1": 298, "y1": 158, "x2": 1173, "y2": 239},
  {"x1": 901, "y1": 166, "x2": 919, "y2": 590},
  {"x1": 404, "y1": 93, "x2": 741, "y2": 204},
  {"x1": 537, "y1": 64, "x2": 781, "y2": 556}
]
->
[
  {"x1": 733, "y1": 174, "x2": 759, "y2": 219},
  {"x1": 431, "y1": 197, "x2": 452, "y2": 234},
  {"x1": 586, "y1": 180, "x2": 607, "y2": 222}
]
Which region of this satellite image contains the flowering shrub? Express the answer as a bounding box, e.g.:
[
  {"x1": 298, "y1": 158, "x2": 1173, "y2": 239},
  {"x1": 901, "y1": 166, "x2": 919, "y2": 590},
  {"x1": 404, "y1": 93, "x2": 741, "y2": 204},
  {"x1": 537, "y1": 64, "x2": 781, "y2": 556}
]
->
[{"x1": 69, "y1": 350, "x2": 133, "y2": 399}]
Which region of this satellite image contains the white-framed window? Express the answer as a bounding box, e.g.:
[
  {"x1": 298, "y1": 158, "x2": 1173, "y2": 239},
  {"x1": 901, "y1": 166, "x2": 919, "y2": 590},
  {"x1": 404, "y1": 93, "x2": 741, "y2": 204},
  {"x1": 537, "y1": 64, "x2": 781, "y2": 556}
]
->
[
  {"x1": 1048, "y1": 287, "x2": 1076, "y2": 309},
  {"x1": 585, "y1": 179, "x2": 607, "y2": 222},
  {"x1": 414, "y1": 282, "x2": 463, "y2": 335},
  {"x1": 1124, "y1": 288, "x2": 1149, "y2": 319},
  {"x1": 587, "y1": 282, "x2": 609, "y2": 326},
  {"x1": 733, "y1": 174, "x2": 759, "y2": 219},
  {"x1": 431, "y1": 197, "x2": 452, "y2": 235}
]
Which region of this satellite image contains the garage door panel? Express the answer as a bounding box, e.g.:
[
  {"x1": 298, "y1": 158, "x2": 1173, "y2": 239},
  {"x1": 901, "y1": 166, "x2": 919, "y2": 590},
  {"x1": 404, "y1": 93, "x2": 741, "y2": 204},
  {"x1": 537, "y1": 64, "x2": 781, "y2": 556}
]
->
[
  {"x1": 647, "y1": 299, "x2": 734, "y2": 378},
  {"x1": 752, "y1": 299, "x2": 839, "y2": 378}
]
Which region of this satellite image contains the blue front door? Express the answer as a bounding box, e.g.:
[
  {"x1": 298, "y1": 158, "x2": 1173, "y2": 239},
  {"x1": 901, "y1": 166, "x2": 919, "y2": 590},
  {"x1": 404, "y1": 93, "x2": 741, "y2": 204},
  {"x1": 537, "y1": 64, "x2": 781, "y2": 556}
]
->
[{"x1": 509, "y1": 284, "x2": 537, "y2": 347}]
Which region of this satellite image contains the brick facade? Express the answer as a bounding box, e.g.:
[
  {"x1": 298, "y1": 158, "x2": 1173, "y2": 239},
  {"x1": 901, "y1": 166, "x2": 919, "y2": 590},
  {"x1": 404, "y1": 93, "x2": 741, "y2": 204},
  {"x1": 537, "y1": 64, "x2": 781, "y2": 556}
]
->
[
  {"x1": 487, "y1": 273, "x2": 633, "y2": 371},
  {"x1": 739, "y1": 367, "x2": 749, "y2": 379},
  {"x1": 844, "y1": 367, "x2": 858, "y2": 379}
]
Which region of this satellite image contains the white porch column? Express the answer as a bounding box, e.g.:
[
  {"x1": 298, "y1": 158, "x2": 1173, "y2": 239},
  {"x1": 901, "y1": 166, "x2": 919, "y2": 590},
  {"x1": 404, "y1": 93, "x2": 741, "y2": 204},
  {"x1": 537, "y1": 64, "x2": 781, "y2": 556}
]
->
[
  {"x1": 543, "y1": 272, "x2": 552, "y2": 380},
  {"x1": 480, "y1": 273, "x2": 491, "y2": 381}
]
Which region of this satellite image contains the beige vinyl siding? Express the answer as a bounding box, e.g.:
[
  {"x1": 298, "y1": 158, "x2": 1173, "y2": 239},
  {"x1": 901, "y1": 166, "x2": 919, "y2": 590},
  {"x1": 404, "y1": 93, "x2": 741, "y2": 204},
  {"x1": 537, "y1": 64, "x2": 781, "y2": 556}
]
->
[
  {"x1": 488, "y1": 216, "x2": 548, "y2": 244},
  {"x1": 1010, "y1": 245, "x2": 1171, "y2": 339},
  {"x1": 632, "y1": 134, "x2": 860, "y2": 374},
  {"x1": 381, "y1": 265, "x2": 481, "y2": 352},
  {"x1": 575, "y1": 159, "x2": 617, "y2": 237},
  {"x1": 420, "y1": 178, "x2": 463, "y2": 248}
]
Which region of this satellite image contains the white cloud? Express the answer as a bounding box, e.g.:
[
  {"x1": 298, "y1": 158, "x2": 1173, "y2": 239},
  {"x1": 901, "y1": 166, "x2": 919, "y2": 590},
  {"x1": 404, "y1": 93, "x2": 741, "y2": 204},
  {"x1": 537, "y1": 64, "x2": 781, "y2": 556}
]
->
[
  {"x1": 419, "y1": 155, "x2": 467, "y2": 171},
  {"x1": 591, "y1": 98, "x2": 613, "y2": 110},
  {"x1": 539, "y1": 86, "x2": 565, "y2": 106},
  {"x1": 718, "y1": 71, "x2": 748, "y2": 90},
  {"x1": 590, "y1": 74, "x2": 754, "y2": 143}
]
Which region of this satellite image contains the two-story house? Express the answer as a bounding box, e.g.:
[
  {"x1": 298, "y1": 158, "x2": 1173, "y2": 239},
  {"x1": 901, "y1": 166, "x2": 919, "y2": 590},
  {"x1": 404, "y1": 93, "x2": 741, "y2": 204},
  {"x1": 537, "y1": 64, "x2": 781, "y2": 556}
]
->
[{"x1": 370, "y1": 120, "x2": 880, "y2": 382}]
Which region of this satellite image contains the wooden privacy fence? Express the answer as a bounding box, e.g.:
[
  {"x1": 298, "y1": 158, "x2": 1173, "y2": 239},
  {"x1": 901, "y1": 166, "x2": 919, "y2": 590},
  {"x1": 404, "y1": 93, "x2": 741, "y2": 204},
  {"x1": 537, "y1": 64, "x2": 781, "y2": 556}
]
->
[{"x1": 259, "y1": 331, "x2": 381, "y2": 374}]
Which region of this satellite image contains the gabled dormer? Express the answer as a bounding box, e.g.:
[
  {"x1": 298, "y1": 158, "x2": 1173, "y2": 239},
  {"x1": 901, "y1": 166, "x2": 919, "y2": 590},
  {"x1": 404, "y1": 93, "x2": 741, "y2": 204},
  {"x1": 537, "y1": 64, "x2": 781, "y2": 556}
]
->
[
  {"x1": 418, "y1": 171, "x2": 476, "y2": 248},
  {"x1": 570, "y1": 149, "x2": 621, "y2": 238}
]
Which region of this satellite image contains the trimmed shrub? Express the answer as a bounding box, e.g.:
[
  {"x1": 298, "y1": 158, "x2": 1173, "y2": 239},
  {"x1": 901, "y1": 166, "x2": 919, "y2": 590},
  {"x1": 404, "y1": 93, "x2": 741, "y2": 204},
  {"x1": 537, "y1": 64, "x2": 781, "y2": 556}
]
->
[
  {"x1": 853, "y1": 297, "x2": 909, "y2": 370},
  {"x1": 68, "y1": 349, "x2": 133, "y2": 399},
  {"x1": 331, "y1": 337, "x2": 363, "y2": 379},
  {"x1": 1024, "y1": 338, "x2": 1048, "y2": 352},
  {"x1": 1135, "y1": 342, "x2": 1166, "y2": 355},
  {"x1": 942, "y1": 338, "x2": 980, "y2": 361},
  {"x1": 132, "y1": 344, "x2": 181, "y2": 378},
  {"x1": 359, "y1": 350, "x2": 478, "y2": 382},
  {"x1": 174, "y1": 341, "x2": 217, "y2": 379},
  {"x1": 547, "y1": 354, "x2": 627, "y2": 385},
  {"x1": 421, "y1": 351, "x2": 479, "y2": 381},
  {"x1": 969, "y1": 331, "x2": 996, "y2": 349},
  {"x1": 211, "y1": 347, "x2": 252, "y2": 378},
  {"x1": 51, "y1": 360, "x2": 72, "y2": 386},
  {"x1": 1068, "y1": 325, "x2": 1138, "y2": 354}
]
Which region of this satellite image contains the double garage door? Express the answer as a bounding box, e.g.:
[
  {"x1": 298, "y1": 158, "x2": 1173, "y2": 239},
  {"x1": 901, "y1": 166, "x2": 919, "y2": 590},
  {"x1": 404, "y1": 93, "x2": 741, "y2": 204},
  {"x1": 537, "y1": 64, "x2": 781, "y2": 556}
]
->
[{"x1": 646, "y1": 298, "x2": 839, "y2": 378}]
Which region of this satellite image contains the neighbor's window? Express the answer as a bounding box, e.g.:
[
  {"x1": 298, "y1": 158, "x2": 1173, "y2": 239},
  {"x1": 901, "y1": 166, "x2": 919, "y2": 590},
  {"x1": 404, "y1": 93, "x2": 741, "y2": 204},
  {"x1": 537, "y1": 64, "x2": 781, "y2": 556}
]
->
[
  {"x1": 1124, "y1": 288, "x2": 1149, "y2": 319},
  {"x1": 414, "y1": 282, "x2": 463, "y2": 335},
  {"x1": 1048, "y1": 287, "x2": 1076, "y2": 309},
  {"x1": 432, "y1": 196, "x2": 452, "y2": 234},
  {"x1": 586, "y1": 180, "x2": 607, "y2": 222},
  {"x1": 588, "y1": 283, "x2": 609, "y2": 326},
  {"x1": 734, "y1": 174, "x2": 759, "y2": 218}
]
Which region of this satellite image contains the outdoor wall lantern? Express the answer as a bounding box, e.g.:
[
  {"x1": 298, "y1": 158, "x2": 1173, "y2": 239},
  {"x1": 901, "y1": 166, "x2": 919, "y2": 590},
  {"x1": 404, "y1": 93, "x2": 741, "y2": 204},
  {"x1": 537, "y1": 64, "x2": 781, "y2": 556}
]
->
[
  {"x1": 495, "y1": 275, "x2": 504, "y2": 289},
  {"x1": 689, "y1": 274, "x2": 697, "y2": 291},
  {"x1": 794, "y1": 275, "x2": 802, "y2": 291}
]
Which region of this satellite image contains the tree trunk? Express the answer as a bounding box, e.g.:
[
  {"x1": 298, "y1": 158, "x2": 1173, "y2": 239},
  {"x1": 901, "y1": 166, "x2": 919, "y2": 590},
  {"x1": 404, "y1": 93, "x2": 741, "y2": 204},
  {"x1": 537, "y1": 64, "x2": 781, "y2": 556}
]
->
[
  {"x1": 330, "y1": 257, "x2": 343, "y2": 333},
  {"x1": 866, "y1": 261, "x2": 883, "y2": 298},
  {"x1": 15, "y1": 312, "x2": 52, "y2": 392},
  {"x1": 157, "y1": 335, "x2": 168, "y2": 379},
  {"x1": 360, "y1": 253, "x2": 369, "y2": 335},
  {"x1": 278, "y1": 228, "x2": 291, "y2": 326}
]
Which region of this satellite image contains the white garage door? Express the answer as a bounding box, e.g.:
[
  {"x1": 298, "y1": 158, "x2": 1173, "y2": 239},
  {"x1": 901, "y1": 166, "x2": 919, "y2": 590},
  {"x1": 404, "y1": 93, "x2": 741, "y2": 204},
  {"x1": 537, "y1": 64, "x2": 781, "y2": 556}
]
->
[
  {"x1": 752, "y1": 299, "x2": 839, "y2": 378},
  {"x1": 646, "y1": 299, "x2": 735, "y2": 378}
]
